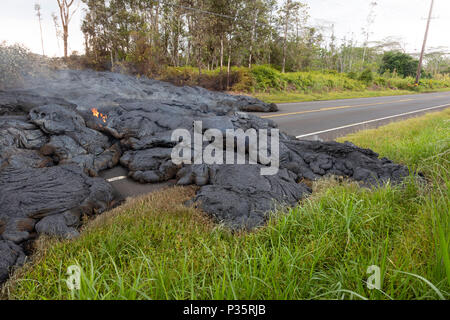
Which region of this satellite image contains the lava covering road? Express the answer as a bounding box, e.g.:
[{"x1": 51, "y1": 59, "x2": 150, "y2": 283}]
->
[{"x1": 0, "y1": 70, "x2": 410, "y2": 282}]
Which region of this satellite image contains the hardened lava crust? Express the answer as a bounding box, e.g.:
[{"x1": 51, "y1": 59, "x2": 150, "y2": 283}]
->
[{"x1": 0, "y1": 70, "x2": 409, "y2": 282}]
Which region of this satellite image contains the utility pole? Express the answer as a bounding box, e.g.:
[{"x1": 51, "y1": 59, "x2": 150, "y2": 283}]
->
[{"x1": 415, "y1": 0, "x2": 434, "y2": 84}]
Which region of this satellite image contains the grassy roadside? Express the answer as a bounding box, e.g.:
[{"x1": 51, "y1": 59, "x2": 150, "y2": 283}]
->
[
  {"x1": 3, "y1": 109, "x2": 449, "y2": 300},
  {"x1": 159, "y1": 65, "x2": 450, "y2": 104},
  {"x1": 253, "y1": 88, "x2": 450, "y2": 104}
]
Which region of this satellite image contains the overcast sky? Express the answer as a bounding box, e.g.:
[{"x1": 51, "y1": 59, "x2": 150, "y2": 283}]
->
[{"x1": 0, "y1": 0, "x2": 449, "y2": 57}]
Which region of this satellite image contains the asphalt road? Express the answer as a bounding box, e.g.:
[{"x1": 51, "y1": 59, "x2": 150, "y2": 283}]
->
[
  {"x1": 102, "y1": 91, "x2": 450, "y2": 199},
  {"x1": 254, "y1": 91, "x2": 450, "y2": 141}
]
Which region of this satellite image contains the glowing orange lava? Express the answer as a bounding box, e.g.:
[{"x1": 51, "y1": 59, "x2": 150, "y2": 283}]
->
[{"x1": 91, "y1": 108, "x2": 107, "y2": 123}]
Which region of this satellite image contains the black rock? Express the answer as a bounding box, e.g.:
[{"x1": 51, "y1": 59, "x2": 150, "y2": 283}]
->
[
  {"x1": 279, "y1": 139, "x2": 410, "y2": 185},
  {"x1": 187, "y1": 165, "x2": 311, "y2": 229},
  {"x1": 120, "y1": 148, "x2": 180, "y2": 183},
  {"x1": 16, "y1": 69, "x2": 278, "y2": 113},
  {"x1": 0, "y1": 240, "x2": 26, "y2": 283},
  {"x1": 0, "y1": 90, "x2": 77, "y2": 116},
  {"x1": 29, "y1": 104, "x2": 121, "y2": 176},
  {"x1": 0, "y1": 116, "x2": 48, "y2": 150},
  {"x1": 0, "y1": 164, "x2": 114, "y2": 243},
  {"x1": 35, "y1": 214, "x2": 80, "y2": 239}
]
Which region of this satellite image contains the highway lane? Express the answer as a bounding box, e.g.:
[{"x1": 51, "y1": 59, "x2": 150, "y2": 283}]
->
[
  {"x1": 103, "y1": 91, "x2": 450, "y2": 198},
  {"x1": 254, "y1": 91, "x2": 450, "y2": 140}
]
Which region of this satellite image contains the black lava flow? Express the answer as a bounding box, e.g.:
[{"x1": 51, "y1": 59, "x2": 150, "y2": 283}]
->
[{"x1": 0, "y1": 70, "x2": 410, "y2": 283}]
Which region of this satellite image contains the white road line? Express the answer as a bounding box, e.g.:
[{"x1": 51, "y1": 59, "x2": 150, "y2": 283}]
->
[
  {"x1": 295, "y1": 104, "x2": 450, "y2": 139},
  {"x1": 107, "y1": 176, "x2": 128, "y2": 182}
]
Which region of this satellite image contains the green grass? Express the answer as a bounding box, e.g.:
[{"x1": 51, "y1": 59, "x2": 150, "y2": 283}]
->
[{"x1": 3, "y1": 110, "x2": 449, "y2": 300}]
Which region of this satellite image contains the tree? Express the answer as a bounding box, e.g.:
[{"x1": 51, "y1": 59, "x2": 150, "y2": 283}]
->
[
  {"x1": 424, "y1": 49, "x2": 450, "y2": 76},
  {"x1": 51, "y1": 12, "x2": 63, "y2": 55},
  {"x1": 361, "y1": 1, "x2": 377, "y2": 70},
  {"x1": 34, "y1": 3, "x2": 45, "y2": 56},
  {"x1": 280, "y1": 0, "x2": 292, "y2": 73},
  {"x1": 56, "y1": 0, "x2": 78, "y2": 58},
  {"x1": 278, "y1": 0, "x2": 305, "y2": 73},
  {"x1": 379, "y1": 51, "x2": 419, "y2": 78}
]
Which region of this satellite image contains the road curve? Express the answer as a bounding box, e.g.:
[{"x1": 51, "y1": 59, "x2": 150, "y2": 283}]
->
[{"x1": 254, "y1": 91, "x2": 450, "y2": 141}]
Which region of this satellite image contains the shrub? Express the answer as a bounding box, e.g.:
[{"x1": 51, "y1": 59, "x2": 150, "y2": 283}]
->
[
  {"x1": 374, "y1": 77, "x2": 386, "y2": 87},
  {"x1": 157, "y1": 66, "x2": 249, "y2": 92},
  {"x1": 0, "y1": 43, "x2": 47, "y2": 89},
  {"x1": 158, "y1": 65, "x2": 449, "y2": 94},
  {"x1": 380, "y1": 51, "x2": 419, "y2": 78},
  {"x1": 359, "y1": 68, "x2": 374, "y2": 84},
  {"x1": 231, "y1": 67, "x2": 254, "y2": 92},
  {"x1": 250, "y1": 65, "x2": 285, "y2": 91},
  {"x1": 347, "y1": 71, "x2": 358, "y2": 80}
]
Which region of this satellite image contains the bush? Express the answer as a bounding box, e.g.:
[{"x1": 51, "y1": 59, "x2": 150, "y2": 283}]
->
[
  {"x1": 248, "y1": 66, "x2": 367, "y2": 94},
  {"x1": 380, "y1": 51, "x2": 419, "y2": 78},
  {"x1": 250, "y1": 65, "x2": 285, "y2": 91},
  {"x1": 148, "y1": 65, "x2": 450, "y2": 94},
  {"x1": 359, "y1": 68, "x2": 374, "y2": 84},
  {"x1": 0, "y1": 43, "x2": 47, "y2": 89},
  {"x1": 157, "y1": 66, "x2": 249, "y2": 92},
  {"x1": 347, "y1": 71, "x2": 358, "y2": 80},
  {"x1": 374, "y1": 77, "x2": 386, "y2": 87}
]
